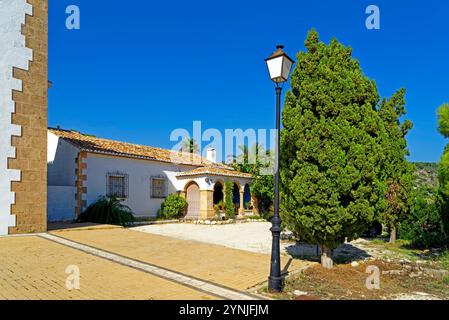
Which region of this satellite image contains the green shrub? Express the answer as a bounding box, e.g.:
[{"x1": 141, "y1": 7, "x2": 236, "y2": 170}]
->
[
  {"x1": 261, "y1": 210, "x2": 274, "y2": 222},
  {"x1": 251, "y1": 175, "x2": 274, "y2": 214},
  {"x1": 77, "y1": 196, "x2": 135, "y2": 227},
  {"x1": 224, "y1": 180, "x2": 235, "y2": 219},
  {"x1": 159, "y1": 194, "x2": 187, "y2": 219},
  {"x1": 438, "y1": 250, "x2": 449, "y2": 270},
  {"x1": 214, "y1": 200, "x2": 225, "y2": 213},
  {"x1": 398, "y1": 187, "x2": 447, "y2": 248}
]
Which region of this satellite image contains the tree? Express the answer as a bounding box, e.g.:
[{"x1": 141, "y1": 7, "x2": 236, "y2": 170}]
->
[
  {"x1": 224, "y1": 180, "x2": 235, "y2": 219},
  {"x1": 180, "y1": 138, "x2": 199, "y2": 154},
  {"x1": 280, "y1": 30, "x2": 384, "y2": 268},
  {"x1": 231, "y1": 144, "x2": 275, "y2": 215},
  {"x1": 438, "y1": 103, "x2": 449, "y2": 235},
  {"x1": 230, "y1": 144, "x2": 263, "y2": 174},
  {"x1": 377, "y1": 89, "x2": 414, "y2": 243},
  {"x1": 251, "y1": 174, "x2": 274, "y2": 216},
  {"x1": 438, "y1": 148, "x2": 449, "y2": 235},
  {"x1": 398, "y1": 186, "x2": 447, "y2": 248},
  {"x1": 438, "y1": 103, "x2": 449, "y2": 138}
]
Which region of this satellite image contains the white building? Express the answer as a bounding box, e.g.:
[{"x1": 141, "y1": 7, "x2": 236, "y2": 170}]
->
[{"x1": 47, "y1": 128, "x2": 254, "y2": 222}]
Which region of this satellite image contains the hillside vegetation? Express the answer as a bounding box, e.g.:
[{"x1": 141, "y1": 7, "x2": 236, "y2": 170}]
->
[{"x1": 414, "y1": 162, "x2": 439, "y2": 189}]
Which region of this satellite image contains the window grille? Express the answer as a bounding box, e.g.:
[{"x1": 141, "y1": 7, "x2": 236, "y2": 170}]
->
[
  {"x1": 106, "y1": 172, "x2": 128, "y2": 199},
  {"x1": 151, "y1": 177, "x2": 167, "y2": 199}
]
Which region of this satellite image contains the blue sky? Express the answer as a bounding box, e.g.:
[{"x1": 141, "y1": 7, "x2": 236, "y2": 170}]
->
[{"x1": 49, "y1": 0, "x2": 449, "y2": 163}]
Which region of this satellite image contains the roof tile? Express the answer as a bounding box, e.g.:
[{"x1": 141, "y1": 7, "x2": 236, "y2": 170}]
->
[
  {"x1": 176, "y1": 166, "x2": 252, "y2": 179},
  {"x1": 49, "y1": 128, "x2": 224, "y2": 167}
]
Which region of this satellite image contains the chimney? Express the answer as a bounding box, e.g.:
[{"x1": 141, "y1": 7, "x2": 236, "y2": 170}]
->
[{"x1": 206, "y1": 148, "x2": 216, "y2": 163}]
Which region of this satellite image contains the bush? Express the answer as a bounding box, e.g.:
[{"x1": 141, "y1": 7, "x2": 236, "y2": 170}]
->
[
  {"x1": 439, "y1": 192, "x2": 449, "y2": 237},
  {"x1": 77, "y1": 196, "x2": 135, "y2": 227},
  {"x1": 214, "y1": 200, "x2": 225, "y2": 213},
  {"x1": 159, "y1": 194, "x2": 187, "y2": 219},
  {"x1": 251, "y1": 175, "x2": 274, "y2": 214},
  {"x1": 398, "y1": 187, "x2": 447, "y2": 248},
  {"x1": 261, "y1": 210, "x2": 274, "y2": 222},
  {"x1": 224, "y1": 180, "x2": 235, "y2": 219}
]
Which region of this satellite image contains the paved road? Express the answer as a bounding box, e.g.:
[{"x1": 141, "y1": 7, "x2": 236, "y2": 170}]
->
[
  {"x1": 50, "y1": 227, "x2": 307, "y2": 291},
  {"x1": 0, "y1": 235, "x2": 215, "y2": 300},
  {"x1": 0, "y1": 225, "x2": 309, "y2": 300}
]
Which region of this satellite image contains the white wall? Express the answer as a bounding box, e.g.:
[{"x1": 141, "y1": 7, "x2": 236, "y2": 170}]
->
[
  {"x1": 47, "y1": 186, "x2": 76, "y2": 222},
  {"x1": 47, "y1": 132, "x2": 79, "y2": 221},
  {"x1": 47, "y1": 132, "x2": 78, "y2": 186},
  {"x1": 85, "y1": 154, "x2": 198, "y2": 217},
  {"x1": 0, "y1": 0, "x2": 33, "y2": 235}
]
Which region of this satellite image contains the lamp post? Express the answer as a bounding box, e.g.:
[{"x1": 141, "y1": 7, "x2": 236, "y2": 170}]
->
[{"x1": 265, "y1": 45, "x2": 295, "y2": 293}]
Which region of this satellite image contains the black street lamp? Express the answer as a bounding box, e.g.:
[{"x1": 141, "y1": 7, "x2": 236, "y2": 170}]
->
[{"x1": 265, "y1": 45, "x2": 295, "y2": 293}]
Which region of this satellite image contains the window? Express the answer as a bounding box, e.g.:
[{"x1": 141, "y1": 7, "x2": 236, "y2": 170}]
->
[
  {"x1": 151, "y1": 177, "x2": 167, "y2": 198},
  {"x1": 107, "y1": 173, "x2": 128, "y2": 199}
]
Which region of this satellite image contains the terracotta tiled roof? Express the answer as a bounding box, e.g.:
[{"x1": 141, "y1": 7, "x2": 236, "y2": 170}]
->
[
  {"x1": 49, "y1": 128, "x2": 227, "y2": 168},
  {"x1": 176, "y1": 166, "x2": 252, "y2": 179}
]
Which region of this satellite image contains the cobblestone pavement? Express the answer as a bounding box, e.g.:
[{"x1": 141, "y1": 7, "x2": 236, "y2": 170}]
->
[{"x1": 0, "y1": 235, "x2": 216, "y2": 300}]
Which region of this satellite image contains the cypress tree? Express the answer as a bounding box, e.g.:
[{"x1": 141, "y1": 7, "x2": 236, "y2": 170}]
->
[
  {"x1": 437, "y1": 103, "x2": 449, "y2": 234},
  {"x1": 280, "y1": 30, "x2": 384, "y2": 268},
  {"x1": 224, "y1": 180, "x2": 235, "y2": 219},
  {"x1": 377, "y1": 89, "x2": 414, "y2": 243}
]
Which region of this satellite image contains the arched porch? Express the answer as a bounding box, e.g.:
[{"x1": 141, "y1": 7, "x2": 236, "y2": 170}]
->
[
  {"x1": 213, "y1": 181, "x2": 224, "y2": 206},
  {"x1": 232, "y1": 182, "x2": 255, "y2": 217},
  {"x1": 176, "y1": 166, "x2": 256, "y2": 219}
]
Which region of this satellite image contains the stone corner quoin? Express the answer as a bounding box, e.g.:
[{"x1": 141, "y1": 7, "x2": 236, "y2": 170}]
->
[{"x1": 0, "y1": 0, "x2": 48, "y2": 236}]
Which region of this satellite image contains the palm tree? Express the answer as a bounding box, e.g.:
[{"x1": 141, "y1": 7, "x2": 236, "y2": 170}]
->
[
  {"x1": 230, "y1": 143, "x2": 269, "y2": 174},
  {"x1": 180, "y1": 138, "x2": 199, "y2": 154}
]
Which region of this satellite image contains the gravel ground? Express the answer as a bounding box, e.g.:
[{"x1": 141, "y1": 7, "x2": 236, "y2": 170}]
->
[
  {"x1": 131, "y1": 222, "x2": 296, "y2": 255},
  {"x1": 132, "y1": 223, "x2": 448, "y2": 300},
  {"x1": 131, "y1": 222, "x2": 367, "y2": 258}
]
